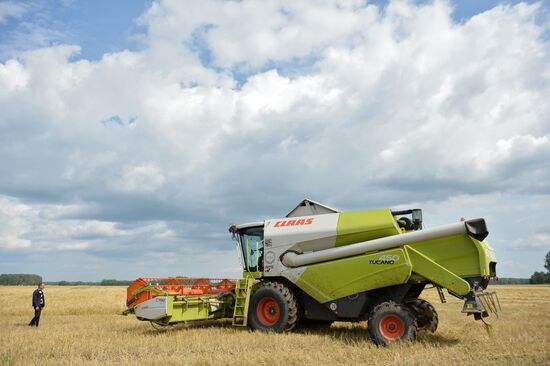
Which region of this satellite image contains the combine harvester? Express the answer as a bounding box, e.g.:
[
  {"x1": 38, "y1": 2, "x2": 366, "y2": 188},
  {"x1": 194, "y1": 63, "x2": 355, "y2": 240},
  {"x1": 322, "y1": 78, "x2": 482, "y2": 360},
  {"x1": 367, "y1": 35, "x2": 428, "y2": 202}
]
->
[{"x1": 124, "y1": 199, "x2": 500, "y2": 345}]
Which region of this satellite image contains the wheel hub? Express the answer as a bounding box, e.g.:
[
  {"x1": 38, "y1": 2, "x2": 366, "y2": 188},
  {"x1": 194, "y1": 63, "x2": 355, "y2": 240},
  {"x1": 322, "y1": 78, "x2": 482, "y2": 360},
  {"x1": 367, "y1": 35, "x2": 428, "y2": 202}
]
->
[
  {"x1": 257, "y1": 297, "x2": 281, "y2": 326},
  {"x1": 379, "y1": 314, "x2": 405, "y2": 341}
]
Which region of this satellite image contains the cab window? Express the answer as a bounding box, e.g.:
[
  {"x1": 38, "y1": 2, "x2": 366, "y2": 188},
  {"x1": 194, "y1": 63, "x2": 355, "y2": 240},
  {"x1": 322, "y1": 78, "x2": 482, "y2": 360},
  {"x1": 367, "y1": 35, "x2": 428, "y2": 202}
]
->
[{"x1": 239, "y1": 227, "x2": 264, "y2": 272}]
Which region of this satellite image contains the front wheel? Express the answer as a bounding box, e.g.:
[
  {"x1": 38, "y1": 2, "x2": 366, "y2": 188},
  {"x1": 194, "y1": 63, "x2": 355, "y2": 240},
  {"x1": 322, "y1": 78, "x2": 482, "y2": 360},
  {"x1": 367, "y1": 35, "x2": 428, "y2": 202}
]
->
[
  {"x1": 368, "y1": 302, "x2": 417, "y2": 346},
  {"x1": 248, "y1": 282, "x2": 298, "y2": 332}
]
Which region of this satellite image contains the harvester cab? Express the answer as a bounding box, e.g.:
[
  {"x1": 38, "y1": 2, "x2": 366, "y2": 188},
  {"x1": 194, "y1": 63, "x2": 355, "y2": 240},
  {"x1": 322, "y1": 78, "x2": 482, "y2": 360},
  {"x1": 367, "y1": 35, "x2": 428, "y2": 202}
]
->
[
  {"x1": 124, "y1": 199, "x2": 500, "y2": 346},
  {"x1": 229, "y1": 222, "x2": 264, "y2": 273}
]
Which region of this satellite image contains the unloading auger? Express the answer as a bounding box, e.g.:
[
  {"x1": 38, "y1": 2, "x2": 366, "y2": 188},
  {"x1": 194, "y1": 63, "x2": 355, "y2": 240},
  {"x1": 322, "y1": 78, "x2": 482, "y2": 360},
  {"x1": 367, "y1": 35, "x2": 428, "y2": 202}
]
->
[{"x1": 123, "y1": 199, "x2": 500, "y2": 345}]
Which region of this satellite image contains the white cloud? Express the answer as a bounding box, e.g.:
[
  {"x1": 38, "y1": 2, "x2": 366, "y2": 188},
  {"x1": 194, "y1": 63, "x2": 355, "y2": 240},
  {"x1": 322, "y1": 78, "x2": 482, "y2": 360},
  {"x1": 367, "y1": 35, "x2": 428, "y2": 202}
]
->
[
  {"x1": 0, "y1": 60, "x2": 29, "y2": 93},
  {"x1": 0, "y1": 196, "x2": 33, "y2": 248},
  {"x1": 0, "y1": 2, "x2": 27, "y2": 24},
  {"x1": 508, "y1": 233, "x2": 550, "y2": 250},
  {"x1": 57, "y1": 242, "x2": 90, "y2": 250},
  {"x1": 112, "y1": 163, "x2": 166, "y2": 193},
  {"x1": 0, "y1": 0, "x2": 548, "y2": 279},
  {"x1": 0, "y1": 195, "x2": 175, "y2": 251}
]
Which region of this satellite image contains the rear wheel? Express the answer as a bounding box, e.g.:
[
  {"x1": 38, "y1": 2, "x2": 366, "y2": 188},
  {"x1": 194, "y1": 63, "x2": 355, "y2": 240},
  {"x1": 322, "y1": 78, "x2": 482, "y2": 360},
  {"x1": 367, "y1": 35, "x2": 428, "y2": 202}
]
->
[
  {"x1": 368, "y1": 302, "x2": 417, "y2": 346},
  {"x1": 248, "y1": 281, "x2": 298, "y2": 332},
  {"x1": 406, "y1": 298, "x2": 438, "y2": 333}
]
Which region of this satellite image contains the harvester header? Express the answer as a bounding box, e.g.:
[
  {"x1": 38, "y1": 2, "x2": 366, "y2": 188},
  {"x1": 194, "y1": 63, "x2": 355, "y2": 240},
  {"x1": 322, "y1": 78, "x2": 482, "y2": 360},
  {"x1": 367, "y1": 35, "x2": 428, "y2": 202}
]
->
[{"x1": 124, "y1": 199, "x2": 500, "y2": 345}]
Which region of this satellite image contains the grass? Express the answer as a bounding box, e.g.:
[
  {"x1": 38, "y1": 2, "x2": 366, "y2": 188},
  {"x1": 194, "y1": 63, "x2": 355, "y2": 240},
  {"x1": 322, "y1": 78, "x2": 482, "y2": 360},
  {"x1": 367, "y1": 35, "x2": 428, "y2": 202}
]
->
[{"x1": 0, "y1": 285, "x2": 549, "y2": 365}]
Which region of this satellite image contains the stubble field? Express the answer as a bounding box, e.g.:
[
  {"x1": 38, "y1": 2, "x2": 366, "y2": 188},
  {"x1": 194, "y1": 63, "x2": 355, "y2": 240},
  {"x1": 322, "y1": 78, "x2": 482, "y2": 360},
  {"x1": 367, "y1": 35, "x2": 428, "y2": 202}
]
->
[{"x1": 0, "y1": 285, "x2": 549, "y2": 365}]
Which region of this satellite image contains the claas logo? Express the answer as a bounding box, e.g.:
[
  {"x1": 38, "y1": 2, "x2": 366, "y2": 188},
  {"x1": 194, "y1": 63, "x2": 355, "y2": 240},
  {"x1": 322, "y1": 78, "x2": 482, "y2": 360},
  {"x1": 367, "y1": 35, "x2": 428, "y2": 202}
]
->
[{"x1": 274, "y1": 218, "x2": 314, "y2": 227}]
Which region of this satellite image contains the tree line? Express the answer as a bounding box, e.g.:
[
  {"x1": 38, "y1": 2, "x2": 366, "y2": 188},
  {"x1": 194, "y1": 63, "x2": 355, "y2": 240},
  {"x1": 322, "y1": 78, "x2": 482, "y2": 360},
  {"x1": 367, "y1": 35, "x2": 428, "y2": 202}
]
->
[
  {"x1": 528, "y1": 251, "x2": 550, "y2": 284},
  {"x1": 490, "y1": 277, "x2": 530, "y2": 285},
  {"x1": 0, "y1": 274, "x2": 131, "y2": 286},
  {"x1": 0, "y1": 274, "x2": 42, "y2": 285},
  {"x1": 55, "y1": 279, "x2": 133, "y2": 286}
]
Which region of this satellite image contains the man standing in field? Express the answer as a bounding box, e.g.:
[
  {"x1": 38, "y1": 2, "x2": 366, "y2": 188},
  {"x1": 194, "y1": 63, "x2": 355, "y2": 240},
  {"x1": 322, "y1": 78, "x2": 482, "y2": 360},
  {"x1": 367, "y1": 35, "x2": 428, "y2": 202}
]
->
[{"x1": 28, "y1": 282, "x2": 45, "y2": 327}]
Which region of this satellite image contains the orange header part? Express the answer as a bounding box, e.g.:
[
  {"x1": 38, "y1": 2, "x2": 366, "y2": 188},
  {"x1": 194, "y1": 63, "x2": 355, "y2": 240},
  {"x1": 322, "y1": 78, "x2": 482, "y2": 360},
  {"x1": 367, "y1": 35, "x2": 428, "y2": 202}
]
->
[{"x1": 126, "y1": 277, "x2": 238, "y2": 307}]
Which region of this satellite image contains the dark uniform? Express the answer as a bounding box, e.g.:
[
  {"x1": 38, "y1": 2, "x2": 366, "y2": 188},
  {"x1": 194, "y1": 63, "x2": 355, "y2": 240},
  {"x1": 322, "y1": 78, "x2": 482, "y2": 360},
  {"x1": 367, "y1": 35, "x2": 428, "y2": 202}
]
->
[{"x1": 28, "y1": 288, "x2": 45, "y2": 327}]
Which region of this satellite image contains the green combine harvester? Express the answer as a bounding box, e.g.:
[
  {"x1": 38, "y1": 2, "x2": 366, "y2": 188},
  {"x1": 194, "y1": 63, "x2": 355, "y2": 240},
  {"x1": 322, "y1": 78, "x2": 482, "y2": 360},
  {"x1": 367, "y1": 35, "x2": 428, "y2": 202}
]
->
[{"x1": 124, "y1": 199, "x2": 500, "y2": 345}]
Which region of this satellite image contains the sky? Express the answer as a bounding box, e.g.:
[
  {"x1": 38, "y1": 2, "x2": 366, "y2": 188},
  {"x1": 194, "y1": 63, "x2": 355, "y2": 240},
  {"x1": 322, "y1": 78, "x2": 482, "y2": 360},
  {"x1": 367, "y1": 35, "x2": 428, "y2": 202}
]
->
[{"x1": 0, "y1": 0, "x2": 549, "y2": 281}]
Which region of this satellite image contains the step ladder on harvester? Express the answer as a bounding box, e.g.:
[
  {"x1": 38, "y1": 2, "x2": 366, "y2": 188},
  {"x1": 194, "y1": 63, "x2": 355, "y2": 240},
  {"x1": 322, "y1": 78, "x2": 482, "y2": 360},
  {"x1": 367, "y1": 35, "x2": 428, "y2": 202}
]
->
[{"x1": 232, "y1": 277, "x2": 255, "y2": 326}]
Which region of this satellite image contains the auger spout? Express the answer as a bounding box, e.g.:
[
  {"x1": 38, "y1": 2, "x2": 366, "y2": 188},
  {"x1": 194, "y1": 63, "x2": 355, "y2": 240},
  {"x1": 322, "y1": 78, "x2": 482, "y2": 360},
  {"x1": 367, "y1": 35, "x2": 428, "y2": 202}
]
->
[{"x1": 281, "y1": 219, "x2": 487, "y2": 268}]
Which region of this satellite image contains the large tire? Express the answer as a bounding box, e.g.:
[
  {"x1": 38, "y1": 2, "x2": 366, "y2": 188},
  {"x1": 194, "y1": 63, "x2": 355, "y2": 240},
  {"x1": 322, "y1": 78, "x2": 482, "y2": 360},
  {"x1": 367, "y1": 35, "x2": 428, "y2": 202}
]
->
[
  {"x1": 406, "y1": 298, "x2": 438, "y2": 333},
  {"x1": 248, "y1": 281, "x2": 298, "y2": 332},
  {"x1": 368, "y1": 301, "x2": 417, "y2": 346}
]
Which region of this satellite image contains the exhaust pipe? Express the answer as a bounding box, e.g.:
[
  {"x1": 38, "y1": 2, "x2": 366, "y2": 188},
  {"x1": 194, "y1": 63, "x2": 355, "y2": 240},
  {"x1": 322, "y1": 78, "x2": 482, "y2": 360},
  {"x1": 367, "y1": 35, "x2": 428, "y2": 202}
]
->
[{"x1": 281, "y1": 219, "x2": 487, "y2": 268}]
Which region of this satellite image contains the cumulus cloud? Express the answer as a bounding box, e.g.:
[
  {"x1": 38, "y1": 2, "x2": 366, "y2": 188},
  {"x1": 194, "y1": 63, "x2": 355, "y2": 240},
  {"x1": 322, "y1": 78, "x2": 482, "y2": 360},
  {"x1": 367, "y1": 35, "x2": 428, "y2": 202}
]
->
[
  {"x1": 0, "y1": 0, "x2": 548, "y2": 279},
  {"x1": 0, "y1": 59, "x2": 29, "y2": 93}
]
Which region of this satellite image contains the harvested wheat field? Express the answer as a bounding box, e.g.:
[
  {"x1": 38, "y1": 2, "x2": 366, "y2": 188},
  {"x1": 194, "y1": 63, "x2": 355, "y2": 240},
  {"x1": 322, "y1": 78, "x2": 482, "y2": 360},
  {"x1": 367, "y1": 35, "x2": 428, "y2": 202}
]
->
[{"x1": 0, "y1": 285, "x2": 549, "y2": 366}]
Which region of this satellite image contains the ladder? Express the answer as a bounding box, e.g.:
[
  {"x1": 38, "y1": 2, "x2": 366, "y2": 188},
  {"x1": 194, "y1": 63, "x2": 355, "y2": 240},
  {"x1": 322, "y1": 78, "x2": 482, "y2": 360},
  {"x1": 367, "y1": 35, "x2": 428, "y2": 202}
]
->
[{"x1": 232, "y1": 277, "x2": 255, "y2": 326}]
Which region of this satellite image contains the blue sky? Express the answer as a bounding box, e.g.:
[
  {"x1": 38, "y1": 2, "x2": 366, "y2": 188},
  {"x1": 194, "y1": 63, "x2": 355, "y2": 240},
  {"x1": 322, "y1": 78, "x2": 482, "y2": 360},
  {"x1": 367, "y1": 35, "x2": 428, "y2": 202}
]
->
[
  {"x1": 1, "y1": 0, "x2": 545, "y2": 61},
  {"x1": 0, "y1": 0, "x2": 150, "y2": 61},
  {"x1": 0, "y1": 0, "x2": 549, "y2": 281}
]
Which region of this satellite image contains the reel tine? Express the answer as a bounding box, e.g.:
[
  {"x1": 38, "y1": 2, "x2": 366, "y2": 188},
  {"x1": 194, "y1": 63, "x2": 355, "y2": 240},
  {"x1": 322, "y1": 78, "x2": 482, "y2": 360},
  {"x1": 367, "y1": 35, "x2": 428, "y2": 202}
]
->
[{"x1": 475, "y1": 291, "x2": 501, "y2": 324}]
